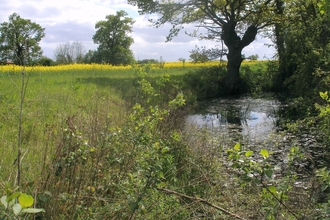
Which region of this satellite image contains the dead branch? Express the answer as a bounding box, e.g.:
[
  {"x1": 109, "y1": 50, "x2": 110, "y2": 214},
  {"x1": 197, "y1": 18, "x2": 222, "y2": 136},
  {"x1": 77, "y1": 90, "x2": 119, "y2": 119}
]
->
[{"x1": 157, "y1": 187, "x2": 245, "y2": 220}]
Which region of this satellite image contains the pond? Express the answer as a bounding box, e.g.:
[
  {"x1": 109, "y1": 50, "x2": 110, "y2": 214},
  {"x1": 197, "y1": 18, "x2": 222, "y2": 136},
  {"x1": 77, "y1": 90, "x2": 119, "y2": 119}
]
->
[
  {"x1": 184, "y1": 93, "x2": 321, "y2": 167},
  {"x1": 187, "y1": 95, "x2": 279, "y2": 139}
]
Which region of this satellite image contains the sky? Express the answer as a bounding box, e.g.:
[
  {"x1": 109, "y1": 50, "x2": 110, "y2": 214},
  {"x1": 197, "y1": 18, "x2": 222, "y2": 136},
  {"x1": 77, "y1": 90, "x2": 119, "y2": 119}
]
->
[{"x1": 0, "y1": 0, "x2": 276, "y2": 62}]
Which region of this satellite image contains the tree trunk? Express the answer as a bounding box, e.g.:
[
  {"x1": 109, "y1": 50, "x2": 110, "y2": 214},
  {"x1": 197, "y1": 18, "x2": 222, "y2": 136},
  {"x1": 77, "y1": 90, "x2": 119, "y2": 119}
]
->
[
  {"x1": 274, "y1": 0, "x2": 287, "y2": 88},
  {"x1": 221, "y1": 23, "x2": 258, "y2": 94},
  {"x1": 225, "y1": 46, "x2": 243, "y2": 93}
]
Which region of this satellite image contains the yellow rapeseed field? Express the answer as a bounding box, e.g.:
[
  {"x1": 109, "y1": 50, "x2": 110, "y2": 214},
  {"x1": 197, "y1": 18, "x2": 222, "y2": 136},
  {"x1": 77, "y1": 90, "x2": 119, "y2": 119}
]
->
[
  {"x1": 0, "y1": 60, "x2": 264, "y2": 73},
  {"x1": 0, "y1": 63, "x2": 133, "y2": 73},
  {"x1": 0, "y1": 62, "x2": 221, "y2": 73}
]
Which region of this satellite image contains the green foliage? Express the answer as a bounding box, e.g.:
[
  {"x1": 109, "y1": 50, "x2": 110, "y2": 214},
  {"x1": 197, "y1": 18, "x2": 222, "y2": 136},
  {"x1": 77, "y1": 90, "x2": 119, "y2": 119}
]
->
[
  {"x1": 315, "y1": 170, "x2": 330, "y2": 218},
  {"x1": 93, "y1": 10, "x2": 135, "y2": 65},
  {"x1": 132, "y1": 64, "x2": 182, "y2": 107},
  {"x1": 313, "y1": 89, "x2": 330, "y2": 217},
  {"x1": 189, "y1": 46, "x2": 210, "y2": 63},
  {"x1": 316, "y1": 91, "x2": 330, "y2": 116},
  {"x1": 1, "y1": 183, "x2": 44, "y2": 219},
  {"x1": 137, "y1": 59, "x2": 159, "y2": 64},
  {"x1": 274, "y1": 0, "x2": 330, "y2": 96},
  {"x1": 226, "y1": 143, "x2": 306, "y2": 219},
  {"x1": 34, "y1": 56, "x2": 56, "y2": 66},
  {"x1": 246, "y1": 54, "x2": 259, "y2": 61},
  {"x1": 318, "y1": 0, "x2": 330, "y2": 17},
  {"x1": 180, "y1": 66, "x2": 226, "y2": 100},
  {"x1": 0, "y1": 13, "x2": 45, "y2": 65},
  {"x1": 315, "y1": 91, "x2": 330, "y2": 153},
  {"x1": 82, "y1": 49, "x2": 102, "y2": 64},
  {"x1": 240, "y1": 62, "x2": 273, "y2": 93}
]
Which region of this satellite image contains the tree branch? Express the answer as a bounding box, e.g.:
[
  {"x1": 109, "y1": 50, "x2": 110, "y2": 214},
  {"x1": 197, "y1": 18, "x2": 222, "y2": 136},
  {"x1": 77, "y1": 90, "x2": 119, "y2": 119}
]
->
[{"x1": 157, "y1": 188, "x2": 246, "y2": 220}]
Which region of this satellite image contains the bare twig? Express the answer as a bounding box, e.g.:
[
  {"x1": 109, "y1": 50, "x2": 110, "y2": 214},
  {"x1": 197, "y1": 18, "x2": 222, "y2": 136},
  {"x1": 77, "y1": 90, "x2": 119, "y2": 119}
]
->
[
  {"x1": 261, "y1": 180, "x2": 300, "y2": 220},
  {"x1": 157, "y1": 187, "x2": 245, "y2": 220},
  {"x1": 17, "y1": 66, "x2": 25, "y2": 188}
]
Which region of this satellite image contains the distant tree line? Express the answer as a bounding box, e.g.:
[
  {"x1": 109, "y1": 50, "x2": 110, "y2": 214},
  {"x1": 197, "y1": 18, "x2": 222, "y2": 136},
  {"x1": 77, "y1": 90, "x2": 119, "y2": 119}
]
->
[
  {"x1": 0, "y1": 11, "x2": 135, "y2": 66},
  {"x1": 54, "y1": 42, "x2": 86, "y2": 64},
  {"x1": 55, "y1": 10, "x2": 135, "y2": 66}
]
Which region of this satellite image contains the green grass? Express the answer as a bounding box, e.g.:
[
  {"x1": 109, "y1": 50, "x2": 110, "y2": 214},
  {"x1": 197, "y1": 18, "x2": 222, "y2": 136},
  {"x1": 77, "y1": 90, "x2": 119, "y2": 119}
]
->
[{"x1": 0, "y1": 65, "x2": 195, "y2": 183}]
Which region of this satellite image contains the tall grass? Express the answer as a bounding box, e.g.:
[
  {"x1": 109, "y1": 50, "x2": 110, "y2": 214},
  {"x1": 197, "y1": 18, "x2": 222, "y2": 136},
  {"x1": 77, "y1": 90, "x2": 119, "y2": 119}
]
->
[{"x1": 0, "y1": 65, "x2": 128, "y2": 185}]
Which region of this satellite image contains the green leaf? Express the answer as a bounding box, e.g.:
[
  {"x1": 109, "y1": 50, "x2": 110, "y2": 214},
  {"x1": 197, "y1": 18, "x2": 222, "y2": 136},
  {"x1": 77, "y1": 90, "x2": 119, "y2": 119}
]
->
[
  {"x1": 234, "y1": 143, "x2": 241, "y2": 151},
  {"x1": 18, "y1": 193, "x2": 34, "y2": 208},
  {"x1": 268, "y1": 185, "x2": 277, "y2": 194},
  {"x1": 265, "y1": 169, "x2": 273, "y2": 178},
  {"x1": 127, "y1": 173, "x2": 134, "y2": 182},
  {"x1": 290, "y1": 147, "x2": 296, "y2": 153},
  {"x1": 157, "y1": 182, "x2": 166, "y2": 188},
  {"x1": 158, "y1": 171, "x2": 164, "y2": 179},
  {"x1": 320, "y1": 91, "x2": 328, "y2": 100},
  {"x1": 22, "y1": 208, "x2": 45, "y2": 214},
  {"x1": 13, "y1": 203, "x2": 22, "y2": 216},
  {"x1": 1, "y1": 196, "x2": 7, "y2": 208},
  {"x1": 6, "y1": 192, "x2": 21, "y2": 203},
  {"x1": 260, "y1": 149, "x2": 269, "y2": 159},
  {"x1": 161, "y1": 147, "x2": 170, "y2": 153},
  {"x1": 245, "y1": 151, "x2": 253, "y2": 157}
]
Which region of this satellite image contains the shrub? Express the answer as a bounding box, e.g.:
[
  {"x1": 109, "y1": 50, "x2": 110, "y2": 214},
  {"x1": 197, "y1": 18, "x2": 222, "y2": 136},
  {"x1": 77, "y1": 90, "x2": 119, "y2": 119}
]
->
[{"x1": 179, "y1": 66, "x2": 226, "y2": 100}]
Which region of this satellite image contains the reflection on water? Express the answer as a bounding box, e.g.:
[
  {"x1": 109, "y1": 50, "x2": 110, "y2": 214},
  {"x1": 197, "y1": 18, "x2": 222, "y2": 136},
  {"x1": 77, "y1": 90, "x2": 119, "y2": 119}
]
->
[
  {"x1": 185, "y1": 95, "x2": 281, "y2": 145},
  {"x1": 185, "y1": 94, "x2": 324, "y2": 183}
]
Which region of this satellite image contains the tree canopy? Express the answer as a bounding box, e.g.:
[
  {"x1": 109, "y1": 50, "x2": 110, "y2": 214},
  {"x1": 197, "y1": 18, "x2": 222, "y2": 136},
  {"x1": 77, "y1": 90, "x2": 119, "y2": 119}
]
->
[
  {"x1": 0, "y1": 13, "x2": 45, "y2": 65},
  {"x1": 272, "y1": 0, "x2": 330, "y2": 95},
  {"x1": 93, "y1": 10, "x2": 135, "y2": 65},
  {"x1": 128, "y1": 0, "x2": 276, "y2": 93}
]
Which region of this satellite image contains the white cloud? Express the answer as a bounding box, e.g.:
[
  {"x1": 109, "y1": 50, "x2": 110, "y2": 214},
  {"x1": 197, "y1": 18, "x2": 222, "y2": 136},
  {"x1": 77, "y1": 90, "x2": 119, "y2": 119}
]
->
[{"x1": 0, "y1": 0, "x2": 276, "y2": 61}]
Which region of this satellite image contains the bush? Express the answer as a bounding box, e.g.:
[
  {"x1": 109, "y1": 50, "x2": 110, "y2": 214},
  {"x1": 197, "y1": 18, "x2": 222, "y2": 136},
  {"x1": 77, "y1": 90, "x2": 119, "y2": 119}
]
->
[
  {"x1": 179, "y1": 66, "x2": 226, "y2": 100},
  {"x1": 240, "y1": 62, "x2": 273, "y2": 93},
  {"x1": 33, "y1": 57, "x2": 56, "y2": 66},
  {"x1": 137, "y1": 59, "x2": 159, "y2": 64}
]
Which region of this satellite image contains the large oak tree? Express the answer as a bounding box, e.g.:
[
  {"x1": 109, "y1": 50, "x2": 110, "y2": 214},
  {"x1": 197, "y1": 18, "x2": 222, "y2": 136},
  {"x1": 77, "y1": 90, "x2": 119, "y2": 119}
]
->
[
  {"x1": 93, "y1": 10, "x2": 135, "y2": 65},
  {"x1": 129, "y1": 0, "x2": 275, "y2": 93},
  {"x1": 0, "y1": 13, "x2": 45, "y2": 65}
]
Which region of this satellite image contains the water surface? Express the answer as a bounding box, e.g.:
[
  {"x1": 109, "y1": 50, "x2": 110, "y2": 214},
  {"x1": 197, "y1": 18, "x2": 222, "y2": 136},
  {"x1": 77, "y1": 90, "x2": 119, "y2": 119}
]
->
[{"x1": 185, "y1": 94, "x2": 284, "y2": 150}]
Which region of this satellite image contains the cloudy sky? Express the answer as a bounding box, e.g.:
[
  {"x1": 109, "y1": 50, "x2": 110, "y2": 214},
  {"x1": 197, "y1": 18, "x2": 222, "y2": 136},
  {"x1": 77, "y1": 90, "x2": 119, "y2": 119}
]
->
[{"x1": 1, "y1": 0, "x2": 276, "y2": 61}]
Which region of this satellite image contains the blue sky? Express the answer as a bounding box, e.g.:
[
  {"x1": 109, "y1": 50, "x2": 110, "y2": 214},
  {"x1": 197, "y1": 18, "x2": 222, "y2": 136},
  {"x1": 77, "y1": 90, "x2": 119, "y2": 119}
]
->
[{"x1": 1, "y1": 0, "x2": 276, "y2": 61}]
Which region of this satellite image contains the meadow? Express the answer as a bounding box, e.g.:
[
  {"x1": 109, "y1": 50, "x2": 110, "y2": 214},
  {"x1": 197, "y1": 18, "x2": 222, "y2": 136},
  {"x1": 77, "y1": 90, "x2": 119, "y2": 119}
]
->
[{"x1": 2, "y1": 60, "x2": 317, "y2": 219}]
